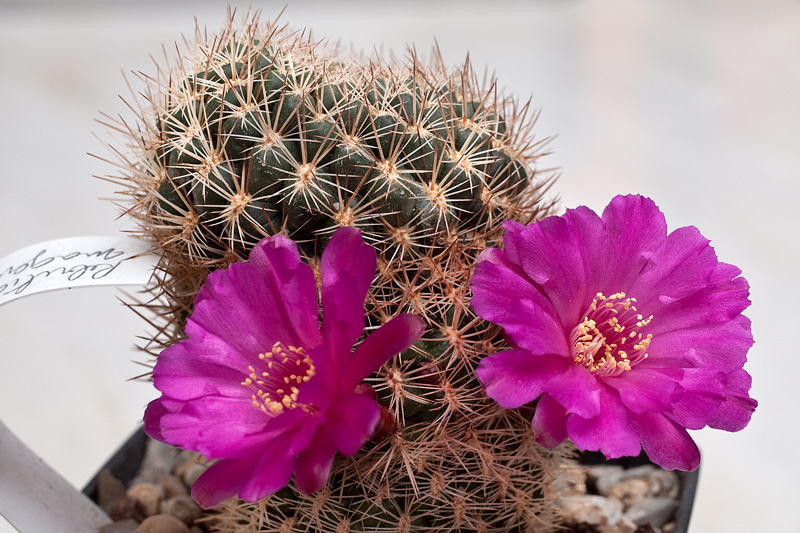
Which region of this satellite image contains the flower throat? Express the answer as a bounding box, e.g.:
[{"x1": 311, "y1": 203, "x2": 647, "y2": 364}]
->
[
  {"x1": 569, "y1": 292, "x2": 652, "y2": 377},
  {"x1": 242, "y1": 341, "x2": 316, "y2": 415}
]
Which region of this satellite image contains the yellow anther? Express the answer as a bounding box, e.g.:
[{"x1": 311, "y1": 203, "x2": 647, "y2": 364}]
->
[
  {"x1": 240, "y1": 341, "x2": 316, "y2": 416},
  {"x1": 569, "y1": 292, "x2": 653, "y2": 377}
]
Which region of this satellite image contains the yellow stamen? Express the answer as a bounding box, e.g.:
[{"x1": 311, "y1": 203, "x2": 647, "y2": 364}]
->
[
  {"x1": 241, "y1": 341, "x2": 316, "y2": 415},
  {"x1": 570, "y1": 292, "x2": 653, "y2": 377}
]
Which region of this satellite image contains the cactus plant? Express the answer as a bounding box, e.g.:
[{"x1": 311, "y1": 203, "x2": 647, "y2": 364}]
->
[{"x1": 103, "y1": 9, "x2": 570, "y2": 532}]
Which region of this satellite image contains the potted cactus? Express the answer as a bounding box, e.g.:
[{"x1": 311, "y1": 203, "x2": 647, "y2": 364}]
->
[
  {"x1": 107, "y1": 11, "x2": 568, "y2": 531},
  {"x1": 77, "y1": 8, "x2": 754, "y2": 533}
]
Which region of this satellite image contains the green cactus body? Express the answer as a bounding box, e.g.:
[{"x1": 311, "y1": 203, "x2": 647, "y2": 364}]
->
[{"x1": 108, "y1": 11, "x2": 567, "y2": 533}]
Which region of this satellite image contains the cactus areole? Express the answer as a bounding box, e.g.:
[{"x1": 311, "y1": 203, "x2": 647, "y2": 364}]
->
[{"x1": 108, "y1": 11, "x2": 566, "y2": 532}]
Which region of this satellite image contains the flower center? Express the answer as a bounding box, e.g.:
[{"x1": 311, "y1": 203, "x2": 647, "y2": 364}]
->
[
  {"x1": 242, "y1": 341, "x2": 316, "y2": 415},
  {"x1": 569, "y1": 292, "x2": 653, "y2": 378}
]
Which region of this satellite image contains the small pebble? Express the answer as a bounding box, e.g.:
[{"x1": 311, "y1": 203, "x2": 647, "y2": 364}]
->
[
  {"x1": 134, "y1": 514, "x2": 191, "y2": 533},
  {"x1": 99, "y1": 519, "x2": 139, "y2": 533},
  {"x1": 588, "y1": 465, "x2": 625, "y2": 495},
  {"x1": 559, "y1": 458, "x2": 685, "y2": 533},
  {"x1": 127, "y1": 482, "x2": 163, "y2": 517},
  {"x1": 553, "y1": 463, "x2": 589, "y2": 495},
  {"x1": 98, "y1": 469, "x2": 127, "y2": 513},
  {"x1": 172, "y1": 450, "x2": 199, "y2": 471},
  {"x1": 558, "y1": 494, "x2": 623, "y2": 526},
  {"x1": 607, "y1": 478, "x2": 651, "y2": 509},
  {"x1": 624, "y1": 497, "x2": 679, "y2": 529},
  {"x1": 132, "y1": 440, "x2": 181, "y2": 486},
  {"x1": 174, "y1": 457, "x2": 199, "y2": 479},
  {"x1": 599, "y1": 518, "x2": 637, "y2": 533},
  {"x1": 109, "y1": 495, "x2": 144, "y2": 522},
  {"x1": 161, "y1": 495, "x2": 203, "y2": 526},
  {"x1": 161, "y1": 474, "x2": 189, "y2": 499},
  {"x1": 647, "y1": 470, "x2": 680, "y2": 499},
  {"x1": 180, "y1": 463, "x2": 207, "y2": 487}
]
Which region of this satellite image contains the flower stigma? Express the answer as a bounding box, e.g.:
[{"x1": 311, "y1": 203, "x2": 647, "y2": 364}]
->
[
  {"x1": 242, "y1": 341, "x2": 316, "y2": 415},
  {"x1": 569, "y1": 292, "x2": 653, "y2": 377}
]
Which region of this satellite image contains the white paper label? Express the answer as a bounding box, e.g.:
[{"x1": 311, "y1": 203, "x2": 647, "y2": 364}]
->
[{"x1": 0, "y1": 236, "x2": 158, "y2": 307}]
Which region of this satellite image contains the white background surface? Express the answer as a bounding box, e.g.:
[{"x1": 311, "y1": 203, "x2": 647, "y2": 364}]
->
[{"x1": 0, "y1": 1, "x2": 797, "y2": 531}]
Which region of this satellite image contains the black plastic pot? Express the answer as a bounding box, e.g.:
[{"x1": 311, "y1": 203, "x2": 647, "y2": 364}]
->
[
  {"x1": 82, "y1": 426, "x2": 148, "y2": 504},
  {"x1": 85, "y1": 429, "x2": 699, "y2": 532}
]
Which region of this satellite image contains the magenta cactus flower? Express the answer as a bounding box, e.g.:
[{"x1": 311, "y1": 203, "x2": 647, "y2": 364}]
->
[
  {"x1": 471, "y1": 194, "x2": 756, "y2": 471},
  {"x1": 144, "y1": 227, "x2": 425, "y2": 508}
]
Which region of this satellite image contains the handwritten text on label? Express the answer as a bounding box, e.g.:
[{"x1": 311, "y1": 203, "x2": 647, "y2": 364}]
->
[{"x1": 0, "y1": 236, "x2": 158, "y2": 306}]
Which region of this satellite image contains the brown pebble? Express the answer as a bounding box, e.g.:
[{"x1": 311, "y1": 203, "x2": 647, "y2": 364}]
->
[
  {"x1": 174, "y1": 456, "x2": 201, "y2": 479},
  {"x1": 607, "y1": 478, "x2": 651, "y2": 510},
  {"x1": 556, "y1": 494, "x2": 623, "y2": 526},
  {"x1": 647, "y1": 469, "x2": 681, "y2": 499},
  {"x1": 172, "y1": 450, "x2": 198, "y2": 472},
  {"x1": 109, "y1": 494, "x2": 145, "y2": 522},
  {"x1": 134, "y1": 514, "x2": 191, "y2": 533},
  {"x1": 161, "y1": 495, "x2": 203, "y2": 526},
  {"x1": 99, "y1": 519, "x2": 139, "y2": 533},
  {"x1": 180, "y1": 463, "x2": 207, "y2": 487},
  {"x1": 160, "y1": 474, "x2": 189, "y2": 499},
  {"x1": 599, "y1": 518, "x2": 637, "y2": 533},
  {"x1": 132, "y1": 440, "x2": 182, "y2": 486},
  {"x1": 127, "y1": 482, "x2": 164, "y2": 517},
  {"x1": 624, "y1": 497, "x2": 678, "y2": 529},
  {"x1": 97, "y1": 469, "x2": 127, "y2": 513},
  {"x1": 553, "y1": 463, "x2": 589, "y2": 495}
]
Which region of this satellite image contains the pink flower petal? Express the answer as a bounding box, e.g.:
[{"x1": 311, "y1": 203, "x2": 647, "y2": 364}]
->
[
  {"x1": 630, "y1": 412, "x2": 701, "y2": 471},
  {"x1": 561, "y1": 205, "x2": 610, "y2": 310},
  {"x1": 344, "y1": 313, "x2": 425, "y2": 391},
  {"x1": 320, "y1": 227, "x2": 377, "y2": 369},
  {"x1": 471, "y1": 259, "x2": 568, "y2": 356},
  {"x1": 294, "y1": 430, "x2": 338, "y2": 495},
  {"x1": 238, "y1": 431, "x2": 300, "y2": 502},
  {"x1": 605, "y1": 367, "x2": 684, "y2": 415},
  {"x1": 477, "y1": 349, "x2": 568, "y2": 409},
  {"x1": 191, "y1": 457, "x2": 253, "y2": 509},
  {"x1": 646, "y1": 314, "x2": 752, "y2": 372},
  {"x1": 325, "y1": 392, "x2": 381, "y2": 455},
  {"x1": 143, "y1": 397, "x2": 169, "y2": 442},
  {"x1": 532, "y1": 393, "x2": 569, "y2": 448},
  {"x1": 501, "y1": 215, "x2": 590, "y2": 326},
  {"x1": 599, "y1": 195, "x2": 667, "y2": 292},
  {"x1": 668, "y1": 367, "x2": 727, "y2": 430},
  {"x1": 152, "y1": 397, "x2": 268, "y2": 458},
  {"x1": 542, "y1": 364, "x2": 601, "y2": 418},
  {"x1": 646, "y1": 261, "x2": 750, "y2": 336},
  {"x1": 566, "y1": 386, "x2": 642, "y2": 459},
  {"x1": 248, "y1": 234, "x2": 325, "y2": 348},
  {"x1": 151, "y1": 340, "x2": 252, "y2": 401},
  {"x1": 629, "y1": 226, "x2": 718, "y2": 312},
  {"x1": 708, "y1": 368, "x2": 757, "y2": 432}
]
